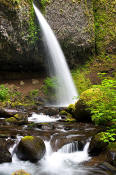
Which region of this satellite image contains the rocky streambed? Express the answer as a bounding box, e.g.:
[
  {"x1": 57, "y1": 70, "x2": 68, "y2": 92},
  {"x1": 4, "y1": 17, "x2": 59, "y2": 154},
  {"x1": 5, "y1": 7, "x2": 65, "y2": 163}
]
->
[{"x1": 0, "y1": 107, "x2": 115, "y2": 175}]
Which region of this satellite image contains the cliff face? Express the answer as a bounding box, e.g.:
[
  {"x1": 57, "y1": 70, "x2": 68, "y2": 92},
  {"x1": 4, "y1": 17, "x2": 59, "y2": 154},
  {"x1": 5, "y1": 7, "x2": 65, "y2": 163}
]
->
[
  {"x1": 0, "y1": 0, "x2": 44, "y2": 71},
  {"x1": 45, "y1": 0, "x2": 95, "y2": 67},
  {"x1": 0, "y1": 0, "x2": 115, "y2": 71},
  {"x1": 93, "y1": 0, "x2": 116, "y2": 55}
]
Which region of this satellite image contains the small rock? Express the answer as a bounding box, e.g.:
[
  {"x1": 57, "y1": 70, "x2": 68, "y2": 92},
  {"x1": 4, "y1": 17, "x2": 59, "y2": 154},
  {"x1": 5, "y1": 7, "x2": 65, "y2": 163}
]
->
[
  {"x1": 0, "y1": 139, "x2": 12, "y2": 163},
  {"x1": 32, "y1": 79, "x2": 39, "y2": 85},
  {"x1": 20, "y1": 81, "x2": 24, "y2": 86}
]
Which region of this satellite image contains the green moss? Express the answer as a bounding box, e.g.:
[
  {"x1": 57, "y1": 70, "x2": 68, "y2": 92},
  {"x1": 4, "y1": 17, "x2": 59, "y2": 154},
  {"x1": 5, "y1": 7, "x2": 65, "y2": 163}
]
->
[
  {"x1": 93, "y1": 0, "x2": 116, "y2": 54},
  {"x1": 80, "y1": 88, "x2": 102, "y2": 103},
  {"x1": 5, "y1": 117, "x2": 17, "y2": 123},
  {"x1": 72, "y1": 66, "x2": 92, "y2": 94},
  {"x1": 11, "y1": 170, "x2": 30, "y2": 175},
  {"x1": 108, "y1": 142, "x2": 116, "y2": 152},
  {"x1": 59, "y1": 110, "x2": 68, "y2": 115},
  {"x1": 22, "y1": 136, "x2": 34, "y2": 142}
]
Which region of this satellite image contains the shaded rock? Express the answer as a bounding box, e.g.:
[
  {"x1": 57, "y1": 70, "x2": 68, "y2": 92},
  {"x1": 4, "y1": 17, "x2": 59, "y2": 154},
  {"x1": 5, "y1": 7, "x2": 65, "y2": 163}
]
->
[
  {"x1": 89, "y1": 132, "x2": 108, "y2": 156},
  {"x1": 15, "y1": 136, "x2": 46, "y2": 162},
  {"x1": 97, "y1": 162, "x2": 116, "y2": 175},
  {"x1": 11, "y1": 169, "x2": 31, "y2": 175},
  {"x1": 84, "y1": 151, "x2": 112, "y2": 166},
  {"x1": 50, "y1": 132, "x2": 86, "y2": 152},
  {"x1": 0, "y1": 139, "x2": 12, "y2": 163},
  {"x1": 0, "y1": 0, "x2": 45, "y2": 72},
  {"x1": 0, "y1": 108, "x2": 18, "y2": 118},
  {"x1": 40, "y1": 107, "x2": 59, "y2": 116},
  {"x1": 108, "y1": 142, "x2": 116, "y2": 166},
  {"x1": 5, "y1": 113, "x2": 28, "y2": 125},
  {"x1": 45, "y1": 0, "x2": 95, "y2": 67}
]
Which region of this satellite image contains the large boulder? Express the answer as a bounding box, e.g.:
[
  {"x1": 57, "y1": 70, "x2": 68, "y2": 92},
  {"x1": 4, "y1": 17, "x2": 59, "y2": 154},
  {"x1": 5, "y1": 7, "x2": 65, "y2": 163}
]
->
[
  {"x1": 15, "y1": 136, "x2": 46, "y2": 162},
  {"x1": 45, "y1": 0, "x2": 95, "y2": 67},
  {"x1": 88, "y1": 132, "x2": 108, "y2": 156},
  {"x1": 73, "y1": 88, "x2": 102, "y2": 122},
  {"x1": 0, "y1": 0, "x2": 44, "y2": 72},
  {"x1": 0, "y1": 139, "x2": 12, "y2": 163},
  {"x1": 11, "y1": 170, "x2": 31, "y2": 175}
]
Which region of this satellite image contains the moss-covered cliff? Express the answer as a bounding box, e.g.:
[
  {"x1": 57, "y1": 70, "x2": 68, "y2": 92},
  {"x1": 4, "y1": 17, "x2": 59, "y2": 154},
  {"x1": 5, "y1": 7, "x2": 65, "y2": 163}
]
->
[
  {"x1": 0, "y1": 0, "x2": 45, "y2": 71},
  {"x1": 93, "y1": 0, "x2": 116, "y2": 55}
]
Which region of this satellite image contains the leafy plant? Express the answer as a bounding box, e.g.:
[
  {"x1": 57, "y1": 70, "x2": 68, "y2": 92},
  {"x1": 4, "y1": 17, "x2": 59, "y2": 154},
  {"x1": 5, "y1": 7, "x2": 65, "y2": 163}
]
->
[
  {"x1": 87, "y1": 78, "x2": 116, "y2": 125},
  {"x1": 29, "y1": 89, "x2": 39, "y2": 97},
  {"x1": 43, "y1": 77, "x2": 58, "y2": 102},
  {"x1": 0, "y1": 85, "x2": 9, "y2": 101}
]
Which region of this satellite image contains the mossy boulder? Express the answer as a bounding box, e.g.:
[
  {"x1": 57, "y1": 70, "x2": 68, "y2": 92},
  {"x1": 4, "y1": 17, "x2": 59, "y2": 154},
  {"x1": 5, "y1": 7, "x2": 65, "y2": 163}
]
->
[
  {"x1": 0, "y1": 139, "x2": 12, "y2": 163},
  {"x1": 15, "y1": 136, "x2": 46, "y2": 162},
  {"x1": 88, "y1": 132, "x2": 108, "y2": 156},
  {"x1": 59, "y1": 110, "x2": 76, "y2": 122},
  {"x1": 5, "y1": 113, "x2": 28, "y2": 125},
  {"x1": 73, "y1": 88, "x2": 102, "y2": 122},
  {"x1": 11, "y1": 170, "x2": 31, "y2": 175}
]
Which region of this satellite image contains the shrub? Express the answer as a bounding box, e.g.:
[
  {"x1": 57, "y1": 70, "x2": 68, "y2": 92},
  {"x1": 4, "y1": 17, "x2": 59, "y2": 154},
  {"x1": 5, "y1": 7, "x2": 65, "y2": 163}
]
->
[
  {"x1": 0, "y1": 85, "x2": 9, "y2": 101},
  {"x1": 87, "y1": 78, "x2": 116, "y2": 125},
  {"x1": 42, "y1": 77, "x2": 58, "y2": 103}
]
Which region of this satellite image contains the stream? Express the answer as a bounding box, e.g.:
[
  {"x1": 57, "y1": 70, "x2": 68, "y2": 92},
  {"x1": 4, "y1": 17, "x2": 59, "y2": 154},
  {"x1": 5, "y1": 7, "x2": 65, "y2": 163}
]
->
[{"x1": 0, "y1": 113, "x2": 112, "y2": 175}]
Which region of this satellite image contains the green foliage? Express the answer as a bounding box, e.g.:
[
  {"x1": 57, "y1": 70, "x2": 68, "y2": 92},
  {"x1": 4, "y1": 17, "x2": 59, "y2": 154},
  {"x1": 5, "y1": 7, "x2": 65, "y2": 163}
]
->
[
  {"x1": 40, "y1": 0, "x2": 50, "y2": 10},
  {"x1": 93, "y1": 0, "x2": 116, "y2": 54},
  {"x1": 87, "y1": 78, "x2": 116, "y2": 125},
  {"x1": 100, "y1": 131, "x2": 116, "y2": 143},
  {"x1": 29, "y1": 89, "x2": 39, "y2": 97},
  {"x1": 0, "y1": 85, "x2": 9, "y2": 101},
  {"x1": 43, "y1": 77, "x2": 58, "y2": 98},
  {"x1": 72, "y1": 66, "x2": 92, "y2": 94}
]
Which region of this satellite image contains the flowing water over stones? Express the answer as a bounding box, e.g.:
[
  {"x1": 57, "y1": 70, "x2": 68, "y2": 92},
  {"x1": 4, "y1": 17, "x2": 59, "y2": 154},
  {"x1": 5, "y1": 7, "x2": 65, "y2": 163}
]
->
[
  {"x1": 33, "y1": 4, "x2": 78, "y2": 107},
  {"x1": 0, "y1": 113, "x2": 113, "y2": 175}
]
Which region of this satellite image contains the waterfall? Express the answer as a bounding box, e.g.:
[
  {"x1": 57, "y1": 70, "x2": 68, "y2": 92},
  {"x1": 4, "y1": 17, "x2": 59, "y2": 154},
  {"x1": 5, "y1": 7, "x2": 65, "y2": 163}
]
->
[
  {"x1": 59, "y1": 142, "x2": 79, "y2": 153},
  {"x1": 33, "y1": 4, "x2": 78, "y2": 107}
]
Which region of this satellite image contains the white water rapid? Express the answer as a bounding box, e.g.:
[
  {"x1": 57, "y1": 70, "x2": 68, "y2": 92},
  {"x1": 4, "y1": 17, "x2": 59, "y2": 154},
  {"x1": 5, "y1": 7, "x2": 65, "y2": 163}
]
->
[
  {"x1": 0, "y1": 140, "x2": 90, "y2": 175},
  {"x1": 33, "y1": 4, "x2": 78, "y2": 107}
]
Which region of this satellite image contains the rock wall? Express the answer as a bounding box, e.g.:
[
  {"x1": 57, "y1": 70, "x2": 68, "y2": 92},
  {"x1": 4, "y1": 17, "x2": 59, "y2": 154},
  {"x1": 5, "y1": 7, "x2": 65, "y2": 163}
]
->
[
  {"x1": 0, "y1": 0, "x2": 115, "y2": 71},
  {"x1": 0, "y1": 0, "x2": 44, "y2": 71},
  {"x1": 45, "y1": 0, "x2": 95, "y2": 67}
]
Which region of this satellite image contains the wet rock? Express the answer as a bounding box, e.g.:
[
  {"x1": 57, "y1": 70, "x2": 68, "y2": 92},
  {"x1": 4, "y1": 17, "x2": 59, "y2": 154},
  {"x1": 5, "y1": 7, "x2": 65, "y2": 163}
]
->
[
  {"x1": 0, "y1": 139, "x2": 12, "y2": 163},
  {"x1": 97, "y1": 162, "x2": 116, "y2": 175},
  {"x1": 50, "y1": 132, "x2": 86, "y2": 152},
  {"x1": 108, "y1": 142, "x2": 116, "y2": 166},
  {"x1": 5, "y1": 113, "x2": 28, "y2": 125},
  {"x1": 15, "y1": 136, "x2": 46, "y2": 162},
  {"x1": 88, "y1": 132, "x2": 108, "y2": 156},
  {"x1": 40, "y1": 107, "x2": 60, "y2": 116},
  {"x1": 11, "y1": 170, "x2": 31, "y2": 175},
  {"x1": 0, "y1": 108, "x2": 18, "y2": 118},
  {"x1": 84, "y1": 151, "x2": 112, "y2": 166}
]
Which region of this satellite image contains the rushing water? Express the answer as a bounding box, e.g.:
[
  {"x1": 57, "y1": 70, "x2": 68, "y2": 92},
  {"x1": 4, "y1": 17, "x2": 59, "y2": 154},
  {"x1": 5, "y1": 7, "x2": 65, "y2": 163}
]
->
[
  {"x1": 0, "y1": 114, "x2": 111, "y2": 175},
  {"x1": 28, "y1": 112, "x2": 61, "y2": 123},
  {"x1": 0, "y1": 140, "x2": 90, "y2": 175},
  {"x1": 33, "y1": 4, "x2": 78, "y2": 106}
]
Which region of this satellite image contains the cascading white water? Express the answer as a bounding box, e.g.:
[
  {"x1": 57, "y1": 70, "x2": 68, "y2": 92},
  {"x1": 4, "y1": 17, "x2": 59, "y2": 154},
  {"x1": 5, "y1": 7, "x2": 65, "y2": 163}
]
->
[
  {"x1": 28, "y1": 112, "x2": 61, "y2": 123},
  {"x1": 0, "y1": 139, "x2": 90, "y2": 175},
  {"x1": 33, "y1": 4, "x2": 78, "y2": 106}
]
